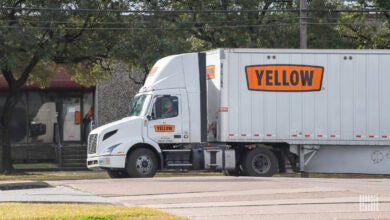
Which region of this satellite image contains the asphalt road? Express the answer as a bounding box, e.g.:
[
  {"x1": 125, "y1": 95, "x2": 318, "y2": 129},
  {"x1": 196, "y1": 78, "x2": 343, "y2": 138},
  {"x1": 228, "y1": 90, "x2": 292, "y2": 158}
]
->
[{"x1": 46, "y1": 176, "x2": 390, "y2": 220}]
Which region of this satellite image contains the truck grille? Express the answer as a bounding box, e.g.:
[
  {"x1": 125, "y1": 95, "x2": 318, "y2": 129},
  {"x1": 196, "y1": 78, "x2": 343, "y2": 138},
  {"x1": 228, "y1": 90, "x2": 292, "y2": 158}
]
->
[{"x1": 88, "y1": 134, "x2": 98, "y2": 154}]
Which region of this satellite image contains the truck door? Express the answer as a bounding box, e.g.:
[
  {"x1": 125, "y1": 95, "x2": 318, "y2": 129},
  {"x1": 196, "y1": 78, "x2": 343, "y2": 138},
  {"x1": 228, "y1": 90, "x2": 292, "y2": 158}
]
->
[{"x1": 147, "y1": 95, "x2": 184, "y2": 143}]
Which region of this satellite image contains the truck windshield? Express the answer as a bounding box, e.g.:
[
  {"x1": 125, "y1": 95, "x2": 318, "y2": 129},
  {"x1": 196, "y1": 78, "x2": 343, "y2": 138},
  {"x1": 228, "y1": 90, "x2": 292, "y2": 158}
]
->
[{"x1": 128, "y1": 95, "x2": 149, "y2": 117}]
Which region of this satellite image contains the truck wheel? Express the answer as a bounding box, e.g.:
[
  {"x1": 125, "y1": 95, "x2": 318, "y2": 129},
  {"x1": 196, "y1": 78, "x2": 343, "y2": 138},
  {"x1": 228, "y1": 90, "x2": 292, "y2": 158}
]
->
[
  {"x1": 107, "y1": 169, "x2": 129, "y2": 178},
  {"x1": 127, "y1": 148, "x2": 158, "y2": 178},
  {"x1": 223, "y1": 170, "x2": 238, "y2": 176},
  {"x1": 223, "y1": 169, "x2": 239, "y2": 176},
  {"x1": 223, "y1": 165, "x2": 247, "y2": 176},
  {"x1": 243, "y1": 148, "x2": 277, "y2": 177}
]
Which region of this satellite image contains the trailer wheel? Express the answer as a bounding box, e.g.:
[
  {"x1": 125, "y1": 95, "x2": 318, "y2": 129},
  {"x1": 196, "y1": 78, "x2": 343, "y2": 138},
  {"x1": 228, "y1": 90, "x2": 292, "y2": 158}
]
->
[
  {"x1": 107, "y1": 169, "x2": 129, "y2": 178},
  {"x1": 127, "y1": 148, "x2": 158, "y2": 178},
  {"x1": 243, "y1": 148, "x2": 277, "y2": 177}
]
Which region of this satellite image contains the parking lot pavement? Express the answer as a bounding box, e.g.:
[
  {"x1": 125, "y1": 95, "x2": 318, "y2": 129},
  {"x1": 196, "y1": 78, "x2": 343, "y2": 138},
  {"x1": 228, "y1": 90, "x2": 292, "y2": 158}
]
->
[{"x1": 50, "y1": 176, "x2": 390, "y2": 219}]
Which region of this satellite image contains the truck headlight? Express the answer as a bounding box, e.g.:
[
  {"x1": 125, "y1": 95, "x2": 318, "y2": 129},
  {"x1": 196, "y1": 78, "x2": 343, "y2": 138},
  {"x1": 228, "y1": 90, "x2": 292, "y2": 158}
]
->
[{"x1": 101, "y1": 143, "x2": 121, "y2": 156}]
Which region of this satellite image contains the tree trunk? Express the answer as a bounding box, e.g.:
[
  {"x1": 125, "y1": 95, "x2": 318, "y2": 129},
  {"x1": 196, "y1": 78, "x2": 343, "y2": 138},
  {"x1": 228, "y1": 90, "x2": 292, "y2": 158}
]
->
[
  {"x1": 0, "y1": 54, "x2": 39, "y2": 173},
  {"x1": 0, "y1": 90, "x2": 19, "y2": 173}
]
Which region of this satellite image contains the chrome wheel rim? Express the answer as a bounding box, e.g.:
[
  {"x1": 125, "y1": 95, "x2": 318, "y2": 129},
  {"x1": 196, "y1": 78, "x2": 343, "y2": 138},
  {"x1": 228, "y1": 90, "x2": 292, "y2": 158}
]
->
[
  {"x1": 251, "y1": 154, "x2": 271, "y2": 174},
  {"x1": 136, "y1": 155, "x2": 153, "y2": 174}
]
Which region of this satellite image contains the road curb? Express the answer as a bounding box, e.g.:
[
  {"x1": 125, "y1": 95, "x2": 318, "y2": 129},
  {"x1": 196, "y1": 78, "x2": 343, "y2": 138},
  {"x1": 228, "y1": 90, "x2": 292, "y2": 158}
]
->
[{"x1": 0, "y1": 181, "x2": 51, "y2": 191}]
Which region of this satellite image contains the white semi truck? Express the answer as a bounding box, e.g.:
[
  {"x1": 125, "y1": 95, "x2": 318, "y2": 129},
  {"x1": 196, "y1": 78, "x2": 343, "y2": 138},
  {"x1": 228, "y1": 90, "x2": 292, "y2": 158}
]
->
[{"x1": 87, "y1": 48, "x2": 390, "y2": 178}]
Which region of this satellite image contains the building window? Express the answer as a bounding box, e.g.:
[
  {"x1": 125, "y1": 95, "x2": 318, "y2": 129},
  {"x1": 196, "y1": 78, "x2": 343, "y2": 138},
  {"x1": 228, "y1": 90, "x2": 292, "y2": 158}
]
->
[{"x1": 27, "y1": 92, "x2": 57, "y2": 144}]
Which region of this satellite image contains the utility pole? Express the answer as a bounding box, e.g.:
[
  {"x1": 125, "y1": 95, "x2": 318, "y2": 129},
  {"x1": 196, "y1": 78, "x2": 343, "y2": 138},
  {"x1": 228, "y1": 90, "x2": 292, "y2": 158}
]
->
[{"x1": 300, "y1": 0, "x2": 307, "y2": 49}]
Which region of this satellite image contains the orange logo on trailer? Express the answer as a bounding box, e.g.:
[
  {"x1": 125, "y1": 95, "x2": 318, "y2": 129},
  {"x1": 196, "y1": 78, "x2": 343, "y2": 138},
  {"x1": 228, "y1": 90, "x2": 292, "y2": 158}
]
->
[
  {"x1": 245, "y1": 65, "x2": 324, "y2": 92},
  {"x1": 206, "y1": 65, "x2": 215, "y2": 80},
  {"x1": 154, "y1": 125, "x2": 175, "y2": 132}
]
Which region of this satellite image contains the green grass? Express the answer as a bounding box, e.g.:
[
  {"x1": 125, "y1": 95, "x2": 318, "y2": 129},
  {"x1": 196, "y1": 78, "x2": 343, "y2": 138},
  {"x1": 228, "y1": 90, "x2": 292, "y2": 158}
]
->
[
  {"x1": 0, "y1": 170, "x2": 223, "y2": 182},
  {"x1": 13, "y1": 163, "x2": 59, "y2": 170},
  {"x1": 0, "y1": 171, "x2": 109, "y2": 181},
  {"x1": 156, "y1": 170, "x2": 222, "y2": 177},
  {"x1": 0, "y1": 203, "x2": 184, "y2": 220}
]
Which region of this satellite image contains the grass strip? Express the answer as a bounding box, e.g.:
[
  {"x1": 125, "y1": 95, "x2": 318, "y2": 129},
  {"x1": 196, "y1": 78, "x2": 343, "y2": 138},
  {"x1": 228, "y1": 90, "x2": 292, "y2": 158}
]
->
[
  {"x1": 2, "y1": 170, "x2": 387, "y2": 182},
  {"x1": 0, "y1": 171, "x2": 109, "y2": 181},
  {"x1": 0, "y1": 171, "x2": 223, "y2": 182},
  {"x1": 0, "y1": 203, "x2": 183, "y2": 220}
]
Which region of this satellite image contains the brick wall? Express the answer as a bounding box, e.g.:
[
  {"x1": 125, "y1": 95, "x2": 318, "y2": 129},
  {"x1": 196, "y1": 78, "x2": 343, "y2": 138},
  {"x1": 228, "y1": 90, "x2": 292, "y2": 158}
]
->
[{"x1": 95, "y1": 62, "x2": 144, "y2": 126}]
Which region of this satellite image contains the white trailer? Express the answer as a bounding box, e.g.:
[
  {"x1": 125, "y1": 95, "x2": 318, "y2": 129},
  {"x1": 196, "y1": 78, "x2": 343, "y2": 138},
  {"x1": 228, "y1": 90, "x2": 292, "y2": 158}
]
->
[{"x1": 87, "y1": 49, "x2": 390, "y2": 177}]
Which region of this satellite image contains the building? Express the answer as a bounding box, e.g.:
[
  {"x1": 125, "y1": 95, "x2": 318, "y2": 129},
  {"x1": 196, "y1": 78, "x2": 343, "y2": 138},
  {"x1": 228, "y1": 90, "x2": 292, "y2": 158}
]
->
[
  {"x1": 95, "y1": 62, "x2": 142, "y2": 127},
  {"x1": 0, "y1": 72, "x2": 94, "y2": 169},
  {"x1": 0, "y1": 62, "x2": 143, "y2": 169}
]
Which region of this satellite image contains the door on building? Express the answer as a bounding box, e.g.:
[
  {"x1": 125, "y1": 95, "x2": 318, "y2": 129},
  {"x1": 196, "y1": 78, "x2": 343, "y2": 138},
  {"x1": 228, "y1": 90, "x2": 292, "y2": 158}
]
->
[{"x1": 61, "y1": 96, "x2": 82, "y2": 142}]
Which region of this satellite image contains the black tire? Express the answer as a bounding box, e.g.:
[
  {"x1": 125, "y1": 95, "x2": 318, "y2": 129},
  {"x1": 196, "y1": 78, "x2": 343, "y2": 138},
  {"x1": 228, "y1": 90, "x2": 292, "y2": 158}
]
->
[
  {"x1": 223, "y1": 169, "x2": 239, "y2": 176},
  {"x1": 223, "y1": 165, "x2": 247, "y2": 176},
  {"x1": 273, "y1": 149, "x2": 286, "y2": 173},
  {"x1": 126, "y1": 148, "x2": 158, "y2": 178},
  {"x1": 107, "y1": 169, "x2": 129, "y2": 178},
  {"x1": 242, "y1": 148, "x2": 278, "y2": 177},
  {"x1": 224, "y1": 148, "x2": 250, "y2": 176}
]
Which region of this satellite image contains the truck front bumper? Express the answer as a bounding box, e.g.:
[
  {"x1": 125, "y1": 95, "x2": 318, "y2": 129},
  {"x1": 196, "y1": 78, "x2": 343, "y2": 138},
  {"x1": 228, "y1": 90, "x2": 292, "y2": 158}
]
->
[{"x1": 87, "y1": 155, "x2": 126, "y2": 170}]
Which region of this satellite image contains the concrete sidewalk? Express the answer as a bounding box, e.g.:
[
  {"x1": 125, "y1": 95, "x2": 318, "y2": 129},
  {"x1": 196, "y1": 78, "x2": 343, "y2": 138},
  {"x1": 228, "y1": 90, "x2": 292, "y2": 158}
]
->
[
  {"x1": 0, "y1": 183, "x2": 119, "y2": 205},
  {"x1": 49, "y1": 176, "x2": 390, "y2": 220},
  {"x1": 2, "y1": 176, "x2": 390, "y2": 220}
]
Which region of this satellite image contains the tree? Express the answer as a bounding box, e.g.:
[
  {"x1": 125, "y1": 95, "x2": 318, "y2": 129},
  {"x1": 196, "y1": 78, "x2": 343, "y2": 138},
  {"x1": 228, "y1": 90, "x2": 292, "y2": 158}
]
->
[
  {"x1": 170, "y1": 0, "x2": 301, "y2": 49},
  {"x1": 336, "y1": 0, "x2": 390, "y2": 49},
  {"x1": 305, "y1": 0, "x2": 347, "y2": 48},
  {"x1": 110, "y1": 0, "x2": 192, "y2": 84},
  {"x1": 0, "y1": 0, "x2": 127, "y2": 173}
]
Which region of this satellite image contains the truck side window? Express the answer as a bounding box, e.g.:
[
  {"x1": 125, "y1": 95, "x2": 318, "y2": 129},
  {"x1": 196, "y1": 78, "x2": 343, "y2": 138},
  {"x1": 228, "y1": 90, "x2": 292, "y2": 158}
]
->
[{"x1": 153, "y1": 96, "x2": 178, "y2": 119}]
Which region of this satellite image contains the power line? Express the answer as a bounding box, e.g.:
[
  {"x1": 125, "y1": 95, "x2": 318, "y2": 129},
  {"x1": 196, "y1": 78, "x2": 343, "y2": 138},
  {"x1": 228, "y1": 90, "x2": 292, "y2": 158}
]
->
[
  {"x1": 0, "y1": 7, "x2": 389, "y2": 14},
  {"x1": 0, "y1": 17, "x2": 300, "y2": 25},
  {"x1": 0, "y1": 22, "x2": 377, "y2": 31},
  {"x1": 0, "y1": 15, "x2": 384, "y2": 27}
]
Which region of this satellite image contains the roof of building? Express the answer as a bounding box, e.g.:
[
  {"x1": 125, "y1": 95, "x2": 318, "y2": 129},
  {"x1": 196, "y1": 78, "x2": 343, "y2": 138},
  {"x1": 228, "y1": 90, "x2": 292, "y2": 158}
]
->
[{"x1": 0, "y1": 71, "x2": 94, "y2": 91}]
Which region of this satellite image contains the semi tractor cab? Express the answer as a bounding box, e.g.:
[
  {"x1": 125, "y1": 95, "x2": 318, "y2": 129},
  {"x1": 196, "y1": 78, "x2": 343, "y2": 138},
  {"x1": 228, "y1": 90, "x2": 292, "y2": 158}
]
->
[{"x1": 87, "y1": 49, "x2": 390, "y2": 178}]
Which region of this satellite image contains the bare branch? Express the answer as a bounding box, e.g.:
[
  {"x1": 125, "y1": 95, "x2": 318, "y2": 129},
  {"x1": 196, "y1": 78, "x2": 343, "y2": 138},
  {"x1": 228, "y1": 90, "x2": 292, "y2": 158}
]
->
[
  {"x1": 53, "y1": 53, "x2": 108, "y2": 64},
  {"x1": 62, "y1": 15, "x2": 92, "y2": 43},
  {"x1": 259, "y1": 1, "x2": 273, "y2": 23},
  {"x1": 15, "y1": 29, "x2": 51, "y2": 87},
  {"x1": 346, "y1": 24, "x2": 372, "y2": 42},
  {"x1": 15, "y1": 55, "x2": 39, "y2": 88},
  {"x1": 1, "y1": 68, "x2": 14, "y2": 85}
]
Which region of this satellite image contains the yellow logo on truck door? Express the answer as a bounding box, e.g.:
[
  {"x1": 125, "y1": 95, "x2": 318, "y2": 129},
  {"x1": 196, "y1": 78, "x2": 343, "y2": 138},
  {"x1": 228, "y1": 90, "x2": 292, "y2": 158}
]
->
[
  {"x1": 245, "y1": 65, "x2": 324, "y2": 92},
  {"x1": 154, "y1": 125, "x2": 175, "y2": 132}
]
